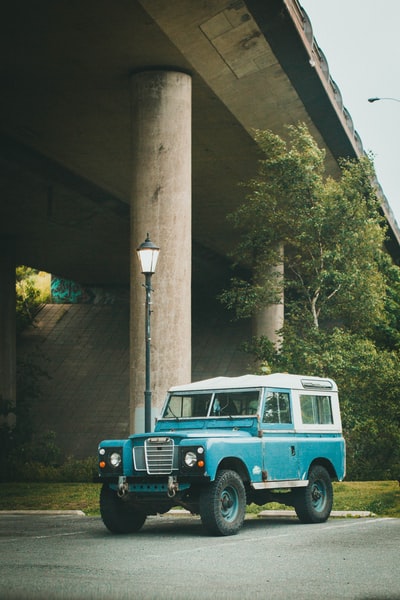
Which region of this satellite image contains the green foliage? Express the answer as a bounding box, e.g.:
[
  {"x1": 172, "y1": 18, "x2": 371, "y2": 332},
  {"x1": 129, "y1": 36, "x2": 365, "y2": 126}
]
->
[
  {"x1": 222, "y1": 123, "x2": 400, "y2": 480},
  {"x1": 219, "y1": 276, "x2": 282, "y2": 319},
  {"x1": 221, "y1": 125, "x2": 387, "y2": 332},
  {"x1": 0, "y1": 352, "x2": 98, "y2": 484},
  {"x1": 0, "y1": 346, "x2": 95, "y2": 483},
  {"x1": 15, "y1": 266, "x2": 42, "y2": 333},
  {"x1": 247, "y1": 328, "x2": 400, "y2": 479},
  {"x1": 1, "y1": 268, "x2": 62, "y2": 482},
  {"x1": 2, "y1": 267, "x2": 94, "y2": 484},
  {"x1": 0, "y1": 351, "x2": 50, "y2": 473},
  {"x1": 1, "y1": 267, "x2": 50, "y2": 465},
  {"x1": 0, "y1": 456, "x2": 98, "y2": 484},
  {"x1": 374, "y1": 253, "x2": 400, "y2": 349}
]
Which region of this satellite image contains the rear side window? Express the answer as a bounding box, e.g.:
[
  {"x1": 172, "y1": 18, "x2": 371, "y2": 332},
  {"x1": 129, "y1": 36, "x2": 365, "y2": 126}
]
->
[
  {"x1": 263, "y1": 392, "x2": 292, "y2": 425},
  {"x1": 300, "y1": 395, "x2": 333, "y2": 424}
]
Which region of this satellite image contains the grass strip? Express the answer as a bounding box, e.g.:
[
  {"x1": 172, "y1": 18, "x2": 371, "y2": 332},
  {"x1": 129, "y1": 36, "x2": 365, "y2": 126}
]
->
[{"x1": 0, "y1": 481, "x2": 398, "y2": 518}]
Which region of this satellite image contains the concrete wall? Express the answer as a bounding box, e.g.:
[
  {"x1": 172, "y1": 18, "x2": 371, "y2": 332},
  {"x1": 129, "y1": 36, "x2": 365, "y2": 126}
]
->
[{"x1": 19, "y1": 299, "x2": 251, "y2": 459}]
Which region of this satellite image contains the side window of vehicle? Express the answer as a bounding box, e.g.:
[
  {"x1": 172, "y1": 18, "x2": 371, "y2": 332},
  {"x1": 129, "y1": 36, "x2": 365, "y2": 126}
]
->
[
  {"x1": 262, "y1": 391, "x2": 292, "y2": 425},
  {"x1": 212, "y1": 391, "x2": 259, "y2": 416},
  {"x1": 300, "y1": 395, "x2": 333, "y2": 424}
]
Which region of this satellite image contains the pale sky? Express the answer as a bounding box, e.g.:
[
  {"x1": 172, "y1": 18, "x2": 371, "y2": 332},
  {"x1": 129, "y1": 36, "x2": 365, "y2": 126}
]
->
[{"x1": 299, "y1": 1, "x2": 400, "y2": 227}]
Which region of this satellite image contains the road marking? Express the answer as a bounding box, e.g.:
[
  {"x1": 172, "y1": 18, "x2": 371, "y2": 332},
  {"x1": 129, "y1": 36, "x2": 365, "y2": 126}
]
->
[
  {"x1": 0, "y1": 531, "x2": 86, "y2": 543},
  {"x1": 145, "y1": 518, "x2": 398, "y2": 557},
  {"x1": 321, "y1": 517, "x2": 396, "y2": 531}
]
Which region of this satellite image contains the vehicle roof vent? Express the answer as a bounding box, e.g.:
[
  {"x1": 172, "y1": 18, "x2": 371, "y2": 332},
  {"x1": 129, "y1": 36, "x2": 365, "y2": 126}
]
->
[{"x1": 301, "y1": 379, "x2": 333, "y2": 390}]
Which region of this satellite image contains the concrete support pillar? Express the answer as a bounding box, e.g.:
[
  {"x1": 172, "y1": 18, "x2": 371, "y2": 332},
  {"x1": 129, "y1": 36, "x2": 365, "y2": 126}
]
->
[
  {"x1": 252, "y1": 249, "x2": 284, "y2": 348},
  {"x1": 0, "y1": 237, "x2": 16, "y2": 429},
  {"x1": 130, "y1": 70, "x2": 192, "y2": 432},
  {"x1": 253, "y1": 299, "x2": 284, "y2": 346}
]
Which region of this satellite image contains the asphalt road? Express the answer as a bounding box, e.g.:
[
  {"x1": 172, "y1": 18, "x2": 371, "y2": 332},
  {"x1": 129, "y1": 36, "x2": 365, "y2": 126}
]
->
[{"x1": 0, "y1": 512, "x2": 399, "y2": 600}]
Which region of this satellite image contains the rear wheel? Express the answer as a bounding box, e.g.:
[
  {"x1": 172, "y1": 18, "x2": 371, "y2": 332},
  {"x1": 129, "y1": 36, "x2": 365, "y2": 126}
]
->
[
  {"x1": 199, "y1": 469, "x2": 246, "y2": 536},
  {"x1": 100, "y1": 484, "x2": 146, "y2": 534},
  {"x1": 294, "y1": 465, "x2": 333, "y2": 524}
]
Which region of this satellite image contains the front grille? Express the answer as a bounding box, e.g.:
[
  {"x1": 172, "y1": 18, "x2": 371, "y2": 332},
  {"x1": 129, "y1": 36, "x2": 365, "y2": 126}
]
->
[{"x1": 144, "y1": 437, "x2": 174, "y2": 474}]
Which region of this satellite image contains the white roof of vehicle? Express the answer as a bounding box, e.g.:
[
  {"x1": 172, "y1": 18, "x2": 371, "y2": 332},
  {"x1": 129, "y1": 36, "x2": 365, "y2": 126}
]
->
[{"x1": 169, "y1": 373, "x2": 337, "y2": 393}]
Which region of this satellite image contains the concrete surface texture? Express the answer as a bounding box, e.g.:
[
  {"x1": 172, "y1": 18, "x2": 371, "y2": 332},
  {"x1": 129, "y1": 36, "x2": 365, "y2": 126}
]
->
[{"x1": 19, "y1": 301, "x2": 251, "y2": 458}]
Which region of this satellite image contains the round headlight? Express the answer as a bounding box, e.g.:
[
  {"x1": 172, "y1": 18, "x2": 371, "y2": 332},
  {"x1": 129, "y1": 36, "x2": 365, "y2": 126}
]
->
[
  {"x1": 184, "y1": 451, "x2": 197, "y2": 468},
  {"x1": 110, "y1": 452, "x2": 122, "y2": 467}
]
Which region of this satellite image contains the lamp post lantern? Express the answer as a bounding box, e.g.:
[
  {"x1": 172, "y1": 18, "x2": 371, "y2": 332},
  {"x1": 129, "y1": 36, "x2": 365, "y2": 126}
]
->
[{"x1": 136, "y1": 234, "x2": 160, "y2": 432}]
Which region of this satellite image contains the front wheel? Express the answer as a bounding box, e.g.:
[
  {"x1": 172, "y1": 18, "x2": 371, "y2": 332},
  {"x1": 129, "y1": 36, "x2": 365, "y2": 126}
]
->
[
  {"x1": 199, "y1": 469, "x2": 246, "y2": 536},
  {"x1": 294, "y1": 465, "x2": 333, "y2": 524},
  {"x1": 100, "y1": 484, "x2": 146, "y2": 534}
]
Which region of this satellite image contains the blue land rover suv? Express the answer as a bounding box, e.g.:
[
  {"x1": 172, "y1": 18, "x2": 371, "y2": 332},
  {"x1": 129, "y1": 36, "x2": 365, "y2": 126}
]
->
[{"x1": 97, "y1": 373, "x2": 345, "y2": 536}]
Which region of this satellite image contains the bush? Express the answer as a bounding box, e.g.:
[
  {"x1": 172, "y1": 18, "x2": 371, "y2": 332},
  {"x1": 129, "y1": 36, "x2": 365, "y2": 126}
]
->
[
  {"x1": 16, "y1": 266, "x2": 43, "y2": 334},
  {"x1": 0, "y1": 455, "x2": 98, "y2": 483},
  {"x1": 247, "y1": 328, "x2": 400, "y2": 480}
]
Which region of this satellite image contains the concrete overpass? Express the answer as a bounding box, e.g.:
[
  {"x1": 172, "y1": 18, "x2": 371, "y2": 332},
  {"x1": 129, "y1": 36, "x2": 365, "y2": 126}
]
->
[{"x1": 1, "y1": 1, "x2": 399, "y2": 446}]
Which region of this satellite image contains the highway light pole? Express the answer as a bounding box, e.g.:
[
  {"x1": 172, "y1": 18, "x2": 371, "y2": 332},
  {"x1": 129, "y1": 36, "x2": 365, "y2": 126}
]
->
[
  {"x1": 368, "y1": 97, "x2": 400, "y2": 103},
  {"x1": 136, "y1": 234, "x2": 160, "y2": 432}
]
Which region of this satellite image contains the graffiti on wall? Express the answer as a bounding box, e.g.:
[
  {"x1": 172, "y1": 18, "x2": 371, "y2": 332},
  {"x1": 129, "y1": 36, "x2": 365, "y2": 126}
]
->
[{"x1": 51, "y1": 276, "x2": 128, "y2": 305}]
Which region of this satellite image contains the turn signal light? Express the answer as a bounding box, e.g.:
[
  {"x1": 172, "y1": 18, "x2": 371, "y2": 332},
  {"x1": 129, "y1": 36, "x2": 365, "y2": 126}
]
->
[
  {"x1": 99, "y1": 461, "x2": 106, "y2": 469},
  {"x1": 198, "y1": 460, "x2": 205, "y2": 468}
]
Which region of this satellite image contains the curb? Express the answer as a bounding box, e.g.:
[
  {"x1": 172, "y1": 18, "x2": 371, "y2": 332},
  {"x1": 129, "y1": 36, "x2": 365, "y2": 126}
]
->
[
  {"x1": 0, "y1": 510, "x2": 86, "y2": 516},
  {"x1": 168, "y1": 509, "x2": 376, "y2": 518},
  {"x1": 0, "y1": 509, "x2": 375, "y2": 518},
  {"x1": 257, "y1": 509, "x2": 375, "y2": 518}
]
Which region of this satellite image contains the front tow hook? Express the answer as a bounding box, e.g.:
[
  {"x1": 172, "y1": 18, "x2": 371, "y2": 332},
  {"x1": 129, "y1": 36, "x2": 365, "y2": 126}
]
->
[
  {"x1": 117, "y1": 476, "x2": 128, "y2": 497},
  {"x1": 167, "y1": 475, "x2": 179, "y2": 498}
]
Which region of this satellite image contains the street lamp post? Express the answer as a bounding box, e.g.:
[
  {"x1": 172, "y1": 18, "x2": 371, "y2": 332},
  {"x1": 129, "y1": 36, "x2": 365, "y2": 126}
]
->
[{"x1": 136, "y1": 234, "x2": 160, "y2": 432}]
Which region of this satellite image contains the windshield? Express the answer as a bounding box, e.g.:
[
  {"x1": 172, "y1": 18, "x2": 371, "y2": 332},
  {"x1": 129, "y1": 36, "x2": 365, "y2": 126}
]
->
[
  {"x1": 162, "y1": 390, "x2": 260, "y2": 418},
  {"x1": 163, "y1": 393, "x2": 212, "y2": 418}
]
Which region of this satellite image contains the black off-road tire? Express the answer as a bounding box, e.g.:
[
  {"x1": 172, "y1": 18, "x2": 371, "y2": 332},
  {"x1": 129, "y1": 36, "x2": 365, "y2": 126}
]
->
[
  {"x1": 100, "y1": 484, "x2": 146, "y2": 534},
  {"x1": 199, "y1": 469, "x2": 246, "y2": 536},
  {"x1": 294, "y1": 465, "x2": 333, "y2": 524}
]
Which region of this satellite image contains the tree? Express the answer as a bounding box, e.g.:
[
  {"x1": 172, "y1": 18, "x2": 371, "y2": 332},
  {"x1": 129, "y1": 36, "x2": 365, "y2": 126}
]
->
[
  {"x1": 220, "y1": 123, "x2": 400, "y2": 479},
  {"x1": 16, "y1": 266, "x2": 41, "y2": 333},
  {"x1": 0, "y1": 267, "x2": 54, "y2": 480},
  {"x1": 220, "y1": 124, "x2": 387, "y2": 334}
]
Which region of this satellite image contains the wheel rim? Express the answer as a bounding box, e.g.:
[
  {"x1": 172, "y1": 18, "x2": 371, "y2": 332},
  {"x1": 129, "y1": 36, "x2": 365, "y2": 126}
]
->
[
  {"x1": 310, "y1": 480, "x2": 327, "y2": 512},
  {"x1": 220, "y1": 485, "x2": 239, "y2": 522}
]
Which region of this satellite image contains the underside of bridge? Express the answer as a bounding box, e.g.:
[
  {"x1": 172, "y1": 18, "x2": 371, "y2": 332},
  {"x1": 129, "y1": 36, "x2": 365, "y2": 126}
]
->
[
  {"x1": 1, "y1": 1, "x2": 399, "y2": 456},
  {"x1": 4, "y1": 0, "x2": 398, "y2": 280}
]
